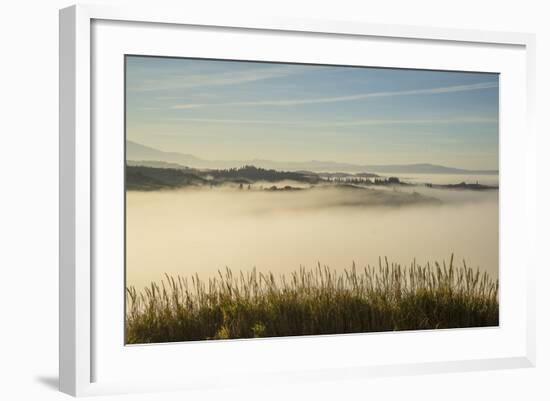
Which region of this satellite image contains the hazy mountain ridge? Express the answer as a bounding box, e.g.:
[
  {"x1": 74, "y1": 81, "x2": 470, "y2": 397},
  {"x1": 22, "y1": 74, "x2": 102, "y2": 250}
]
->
[{"x1": 127, "y1": 140, "x2": 498, "y2": 175}]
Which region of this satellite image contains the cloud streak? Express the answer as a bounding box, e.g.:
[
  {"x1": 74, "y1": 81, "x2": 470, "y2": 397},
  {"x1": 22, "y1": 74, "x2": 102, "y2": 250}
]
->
[
  {"x1": 171, "y1": 81, "x2": 498, "y2": 110},
  {"x1": 166, "y1": 116, "x2": 497, "y2": 127},
  {"x1": 129, "y1": 66, "x2": 303, "y2": 92}
]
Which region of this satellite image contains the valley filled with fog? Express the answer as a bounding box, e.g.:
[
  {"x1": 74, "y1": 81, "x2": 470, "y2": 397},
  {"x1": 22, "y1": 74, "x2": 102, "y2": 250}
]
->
[{"x1": 126, "y1": 173, "x2": 498, "y2": 291}]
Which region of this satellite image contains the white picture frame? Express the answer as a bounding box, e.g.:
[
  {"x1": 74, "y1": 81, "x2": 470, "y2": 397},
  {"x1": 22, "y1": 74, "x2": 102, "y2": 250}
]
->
[{"x1": 59, "y1": 4, "x2": 536, "y2": 397}]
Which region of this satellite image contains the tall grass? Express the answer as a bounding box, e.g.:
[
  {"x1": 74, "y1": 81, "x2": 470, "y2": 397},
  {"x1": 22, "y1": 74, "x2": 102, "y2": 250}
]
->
[{"x1": 125, "y1": 256, "x2": 498, "y2": 344}]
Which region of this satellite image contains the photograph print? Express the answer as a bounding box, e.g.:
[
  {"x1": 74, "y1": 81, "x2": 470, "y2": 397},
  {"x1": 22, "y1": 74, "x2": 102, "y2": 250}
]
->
[{"x1": 125, "y1": 56, "x2": 499, "y2": 344}]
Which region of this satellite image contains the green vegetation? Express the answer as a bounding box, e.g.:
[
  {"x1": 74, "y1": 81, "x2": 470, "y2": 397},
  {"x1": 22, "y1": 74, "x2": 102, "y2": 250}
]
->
[
  {"x1": 125, "y1": 256, "x2": 498, "y2": 344},
  {"x1": 126, "y1": 165, "x2": 206, "y2": 190},
  {"x1": 427, "y1": 182, "x2": 499, "y2": 191},
  {"x1": 126, "y1": 164, "x2": 499, "y2": 192},
  {"x1": 126, "y1": 164, "x2": 320, "y2": 190},
  {"x1": 209, "y1": 165, "x2": 320, "y2": 183}
]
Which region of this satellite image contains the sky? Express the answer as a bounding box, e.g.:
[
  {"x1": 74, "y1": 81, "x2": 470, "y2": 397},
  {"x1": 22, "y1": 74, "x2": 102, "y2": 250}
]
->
[{"x1": 126, "y1": 56, "x2": 499, "y2": 170}]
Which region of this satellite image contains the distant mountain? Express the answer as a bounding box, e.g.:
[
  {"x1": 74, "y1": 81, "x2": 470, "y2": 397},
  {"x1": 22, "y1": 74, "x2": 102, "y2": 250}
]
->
[
  {"x1": 127, "y1": 140, "x2": 205, "y2": 167},
  {"x1": 362, "y1": 163, "x2": 498, "y2": 175},
  {"x1": 127, "y1": 160, "x2": 195, "y2": 170},
  {"x1": 126, "y1": 141, "x2": 498, "y2": 175}
]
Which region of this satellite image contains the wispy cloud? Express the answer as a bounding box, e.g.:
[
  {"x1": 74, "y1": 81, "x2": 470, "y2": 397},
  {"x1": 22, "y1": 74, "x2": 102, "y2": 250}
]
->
[
  {"x1": 167, "y1": 104, "x2": 202, "y2": 110},
  {"x1": 171, "y1": 81, "x2": 498, "y2": 109},
  {"x1": 166, "y1": 116, "x2": 496, "y2": 127},
  {"x1": 323, "y1": 116, "x2": 497, "y2": 127},
  {"x1": 129, "y1": 66, "x2": 303, "y2": 92},
  {"x1": 165, "y1": 117, "x2": 306, "y2": 125}
]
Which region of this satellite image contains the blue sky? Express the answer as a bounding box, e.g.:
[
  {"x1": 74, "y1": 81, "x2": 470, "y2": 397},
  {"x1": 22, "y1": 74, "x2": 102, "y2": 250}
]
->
[{"x1": 126, "y1": 56, "x2": 499, "y2": 169}]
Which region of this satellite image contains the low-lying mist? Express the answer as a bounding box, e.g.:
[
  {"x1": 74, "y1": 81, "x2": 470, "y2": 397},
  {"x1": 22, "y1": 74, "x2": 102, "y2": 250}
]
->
[{"x1": 126, "y1": 184, "x2": 498, "y2": 290}]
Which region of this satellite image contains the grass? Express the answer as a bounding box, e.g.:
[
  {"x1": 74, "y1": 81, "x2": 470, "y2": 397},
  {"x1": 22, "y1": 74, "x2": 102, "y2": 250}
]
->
[{"x1": 125, "y1": 255, "x2": 498, "y2": 344}]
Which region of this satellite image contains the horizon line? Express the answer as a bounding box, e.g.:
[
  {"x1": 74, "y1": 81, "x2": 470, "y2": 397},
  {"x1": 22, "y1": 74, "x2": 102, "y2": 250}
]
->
[{"x1": 126, "y1": 140, "x2": 499, "y2": 172}]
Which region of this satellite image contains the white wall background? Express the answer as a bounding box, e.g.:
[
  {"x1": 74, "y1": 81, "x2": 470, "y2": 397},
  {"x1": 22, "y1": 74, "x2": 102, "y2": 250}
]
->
[{"x1": 0, "y1": 0, "x2": 547, "y2": 399}]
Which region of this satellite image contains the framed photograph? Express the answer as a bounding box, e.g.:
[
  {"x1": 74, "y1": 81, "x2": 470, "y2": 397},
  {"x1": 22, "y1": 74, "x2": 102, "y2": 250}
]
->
[{"x1": 59, "y1": 4, "x2": 536, "y2": 396}]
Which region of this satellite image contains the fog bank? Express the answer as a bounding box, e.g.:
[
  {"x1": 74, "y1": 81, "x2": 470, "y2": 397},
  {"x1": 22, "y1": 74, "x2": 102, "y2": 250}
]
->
[{"x1": 126, "y1": 186, "x2": 498, "y2": 290}]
